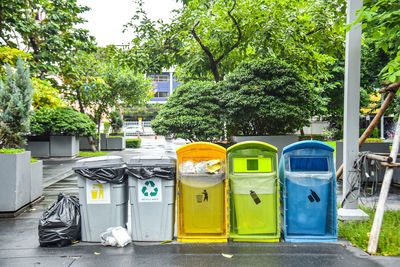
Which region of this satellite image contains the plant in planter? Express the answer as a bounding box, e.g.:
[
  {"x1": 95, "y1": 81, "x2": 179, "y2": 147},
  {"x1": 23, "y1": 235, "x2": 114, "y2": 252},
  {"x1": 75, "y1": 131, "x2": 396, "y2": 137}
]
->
[
  {"x1": 103, "y1": 121, "x2": 110, "y2": 133},
  {"x1": 30, "y1": 107, "x2": 96, "y2": 156},
  {"x1": 30, "y1": 107, "x2": 96, "y2": 136},
  {"x1": 110, "y1": 111, "x2": 123, "y2": 133},
  {"x1": 0, "y1": 57, "x2": 33, "y2": 148},
  {"x1": 0, "y1": 58, "x2": 34, "y2": 213}
]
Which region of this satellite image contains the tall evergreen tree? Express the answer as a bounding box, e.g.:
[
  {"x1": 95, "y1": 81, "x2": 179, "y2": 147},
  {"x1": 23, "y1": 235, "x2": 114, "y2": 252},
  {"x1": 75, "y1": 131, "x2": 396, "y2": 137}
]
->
[{"x1": 0, "y1": 57, "x2": 33, "y2": 148}]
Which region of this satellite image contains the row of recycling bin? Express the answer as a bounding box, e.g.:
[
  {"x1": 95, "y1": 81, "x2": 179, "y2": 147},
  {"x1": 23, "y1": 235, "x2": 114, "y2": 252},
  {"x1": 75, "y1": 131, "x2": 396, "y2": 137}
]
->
[{"x1": 73, "y1": 140, "x2": 337, "y2": 243}]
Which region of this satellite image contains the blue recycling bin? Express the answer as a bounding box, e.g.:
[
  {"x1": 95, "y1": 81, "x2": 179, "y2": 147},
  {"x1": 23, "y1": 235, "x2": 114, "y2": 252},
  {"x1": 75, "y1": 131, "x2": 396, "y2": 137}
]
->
[{"x1": 279, "y1": 141, "x2": 337, "y2": 242}]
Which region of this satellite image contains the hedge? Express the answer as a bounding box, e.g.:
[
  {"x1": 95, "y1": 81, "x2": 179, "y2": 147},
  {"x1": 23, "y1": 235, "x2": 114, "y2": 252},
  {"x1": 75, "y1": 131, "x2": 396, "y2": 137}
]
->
[
  {"x1": 298, "y1": 135, "x2": 325, "y2": 141},
  {"x1": 126, "y1": 138, "x2": 141, "y2": 148}
]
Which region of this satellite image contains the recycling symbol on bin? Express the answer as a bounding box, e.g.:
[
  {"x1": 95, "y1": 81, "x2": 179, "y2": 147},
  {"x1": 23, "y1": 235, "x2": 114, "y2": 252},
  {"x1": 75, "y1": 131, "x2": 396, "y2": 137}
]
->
[{"x1": 141, "y1": 180, "x2": 158, "y2": 197}]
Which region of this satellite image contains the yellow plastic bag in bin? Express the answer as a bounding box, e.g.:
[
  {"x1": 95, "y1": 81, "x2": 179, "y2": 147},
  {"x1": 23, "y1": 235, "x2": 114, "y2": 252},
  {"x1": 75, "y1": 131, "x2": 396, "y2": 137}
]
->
[{"x1": 206, "y1": 159, "x2": 221, "y2": 173}]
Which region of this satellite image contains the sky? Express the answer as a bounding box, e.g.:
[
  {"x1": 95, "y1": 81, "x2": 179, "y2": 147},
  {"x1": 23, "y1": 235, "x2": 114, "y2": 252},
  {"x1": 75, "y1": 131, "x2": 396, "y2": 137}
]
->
[{"x1": 77, "y1": 0, "x2": 181, "y2": 47}]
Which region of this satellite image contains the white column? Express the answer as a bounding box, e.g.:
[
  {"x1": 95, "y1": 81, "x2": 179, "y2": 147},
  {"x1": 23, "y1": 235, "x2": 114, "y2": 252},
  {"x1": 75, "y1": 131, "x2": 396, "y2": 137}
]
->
[{"x1": 338, "y1": 0, "x2": 369, "y2": 220}]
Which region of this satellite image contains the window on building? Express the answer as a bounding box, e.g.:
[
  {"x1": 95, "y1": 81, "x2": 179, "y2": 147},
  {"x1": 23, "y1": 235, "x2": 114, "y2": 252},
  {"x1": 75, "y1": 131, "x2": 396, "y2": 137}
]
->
[
  {"x1": 148, "y1": 75, "x2": 169, "y2": 83},
  {"x1": 154, "y1": 91, "x2": 169, "y2": 98}
]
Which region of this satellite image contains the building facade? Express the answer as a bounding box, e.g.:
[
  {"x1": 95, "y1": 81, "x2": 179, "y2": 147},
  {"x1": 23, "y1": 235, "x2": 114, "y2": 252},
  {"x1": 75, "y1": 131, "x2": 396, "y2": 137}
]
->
[{"x1": 148, "y1": 70, "x2": 180, "y2": 103}]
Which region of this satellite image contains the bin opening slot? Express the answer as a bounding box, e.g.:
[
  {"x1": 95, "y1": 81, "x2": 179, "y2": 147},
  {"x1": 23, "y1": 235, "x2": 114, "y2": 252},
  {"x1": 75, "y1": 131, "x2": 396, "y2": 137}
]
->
[
  {"x1": 247, "y1": 159, "x2": 258, "y2": 170},
  {"x1": 233, "y1": 157, "x2": 272, "y2": 173},
  {"x1": 289, "y1": 157, "x2": 328, "y2": 172}
]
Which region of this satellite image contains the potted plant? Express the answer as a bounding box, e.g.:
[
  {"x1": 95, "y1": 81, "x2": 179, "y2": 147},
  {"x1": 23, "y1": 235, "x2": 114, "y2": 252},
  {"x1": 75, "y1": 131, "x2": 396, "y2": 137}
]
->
[
  {"x1": 29, "y1": 107, "x2": 96, "y2": 157},
  {"x1": 104, "y1": 111, "x2": 125, "y2": 150},
  {"x1": 0, "y1": 57, "x2": 34, "y2": 213}
]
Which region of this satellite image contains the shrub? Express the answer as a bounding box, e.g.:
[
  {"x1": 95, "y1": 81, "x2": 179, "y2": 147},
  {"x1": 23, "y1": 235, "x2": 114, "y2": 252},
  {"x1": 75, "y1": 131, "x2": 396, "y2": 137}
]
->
[
  {"x1": 108, "y1": 132, "x2": 125, "y2": 137},
  {"x1": 365, "y1": 138, "x2": 384, "y2": 143},
  {"x1": 103, "y1": 121, "x2": 110, "y2": 133},
  {"x1": 0, "y1": 148, "x2": 25, "y2": 154},
  {"x1": 110, "y1": 111, "x2": 123, "y2": 133},
  {"x1": 220, "y1": 58, "x2": 311, "y2": 136},
  {"x1": 0, "y1": 57, "x2": 33, "y2": 148},
  {"x1": 360, "y1": 127, "x2": 379, "y2": 138},
  {"x1": 126, "y1": 138, "x2": 141, "y2": 148},
  {"x1": 152, "y1": 81, "x2": 223, "y2": 142},
  {"x1": 30, "y1": 107, "x2": 96, "y2": 137},
  {"x1": 298, "y1": 135, "x2": 325, "y2": 141}
]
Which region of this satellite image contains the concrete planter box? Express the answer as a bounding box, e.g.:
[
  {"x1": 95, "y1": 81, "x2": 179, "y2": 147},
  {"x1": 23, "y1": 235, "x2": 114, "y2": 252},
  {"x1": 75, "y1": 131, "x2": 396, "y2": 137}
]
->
[
  {"x1": 79, "y1": 137, "x2": 99, "y2": 151},
  {"x1": 232, "y1": 135, "x2": 299, "y2": 160},
  {"x1": 26, "y1": 141, "x2": 50, "y2": 158},
  {"x1": 30, "y1": 160, "x2": 43, "y2": 202},
  {"x1": 0, "y1": 151, "x2": 31, "y2": 212},
  {"x1": 50, "y1": 136, "x2": 79, "y2": 157},
  {"x1": 106, "y1": 137, "x2": 126, "y2": 150},
  {"x1": 100, "y1": 133, "x2": 108, "y2": 150}
]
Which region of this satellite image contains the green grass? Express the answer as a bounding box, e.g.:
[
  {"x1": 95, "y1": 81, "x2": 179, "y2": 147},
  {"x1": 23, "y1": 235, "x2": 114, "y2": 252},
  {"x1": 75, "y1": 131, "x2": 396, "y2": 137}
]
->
[
  {"x1": 323, "y1": 141, "x2": 336, "y2": 157},
  {"x1": 365, "y1": 138, "x2": 384, "y2": 143},
  {"x1": 78, "y1": 151, "x2": 110, "y2": 157},
  {"x1": 339, "y1": 207, "x2": 400, "y2": 256},
  {"x1": 0, "y1": 148, "x2": 25, "y2": 154},
  {"x1": 30, "y1": 157, "x2": 38, "y2": 163}
]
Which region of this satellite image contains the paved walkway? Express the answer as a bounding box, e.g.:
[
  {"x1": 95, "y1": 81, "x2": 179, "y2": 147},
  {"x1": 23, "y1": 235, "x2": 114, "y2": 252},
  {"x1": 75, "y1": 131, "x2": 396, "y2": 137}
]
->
[{"x1": 0, "y1": 137, "x2": 399, "y2": 266}]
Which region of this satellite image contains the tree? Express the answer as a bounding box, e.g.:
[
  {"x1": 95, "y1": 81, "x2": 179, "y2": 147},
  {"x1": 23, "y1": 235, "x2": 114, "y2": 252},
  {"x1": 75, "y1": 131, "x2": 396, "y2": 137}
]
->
[
  {"x1": 32, "y1": 78, "x2": 66, "y2": 109},
  {"x1": 319, "y1": 41, "x2": 390, "y2": 133},
  {"x1": 0, "y1": 0, "x2": 95, "y2": 76},
  {"x1": 353, "y1": 0, "x2": 400, "y2": 83},
  {"x1": 220, "y1": 59, "x2": 312, "y2": 136},
  {"x1": 0, "y1": 57, "x2": 33, "y2": 148},
  {"x1": 151, "y1": 81, "x2": 224, "y2": 142},
  {"x1": 0, "y1": 47, "x2": 32, "y2": 67},
  {"x1": 127, "y1": 0, "x2": 346, "y2": 82},
  {"x1": 60, "y1": 48, "x2": 152, "y2": 119},
  {"x1": 59, "y1": 48, "x2": 152, "y2": 150}
]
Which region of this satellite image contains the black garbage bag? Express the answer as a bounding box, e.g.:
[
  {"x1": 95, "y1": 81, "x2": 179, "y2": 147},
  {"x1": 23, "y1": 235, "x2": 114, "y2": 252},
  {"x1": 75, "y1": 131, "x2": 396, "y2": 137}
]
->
[
  {"x1": 126, "y1": 166, "x2": 175, "y2": 180},
  {"x1": 74, "y1": 167, "x2": 126, "y2": 184},
  {"x1": 38, "y1": 193, "x2": 81, "y2": 247}
]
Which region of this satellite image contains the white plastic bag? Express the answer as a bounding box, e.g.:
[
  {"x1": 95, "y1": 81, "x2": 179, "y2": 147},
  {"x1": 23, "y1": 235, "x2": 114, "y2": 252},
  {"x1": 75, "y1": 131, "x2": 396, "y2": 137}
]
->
[
  {"x1": 100, "y1": 226, "x2": 132, "y2": 247},
  {"x1": 180, "y1": 161, "x2": 195, "y2": 173}
]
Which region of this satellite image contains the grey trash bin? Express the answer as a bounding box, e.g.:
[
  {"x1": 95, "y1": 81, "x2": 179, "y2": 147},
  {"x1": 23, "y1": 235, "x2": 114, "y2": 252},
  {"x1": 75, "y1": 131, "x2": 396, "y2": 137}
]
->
[
  {"x1": 73, "y1": 156, "x2": 128, "y2": 242},
  {"x1": 127, "y1": 156, "x2": 175, "y2": 241}
]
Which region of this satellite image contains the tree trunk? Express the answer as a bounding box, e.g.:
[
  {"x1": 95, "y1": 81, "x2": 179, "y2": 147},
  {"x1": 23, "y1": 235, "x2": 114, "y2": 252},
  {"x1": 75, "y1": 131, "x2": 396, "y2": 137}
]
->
[
  {"x1": 76, "y1": 88, "x2": 97, "y2": 152},
  {"x1": 210, "y1": 62, "x2": 221, "y2": 82},
  {"x1": 97, "y1": 116, "x2": 102, "y2": 151}
]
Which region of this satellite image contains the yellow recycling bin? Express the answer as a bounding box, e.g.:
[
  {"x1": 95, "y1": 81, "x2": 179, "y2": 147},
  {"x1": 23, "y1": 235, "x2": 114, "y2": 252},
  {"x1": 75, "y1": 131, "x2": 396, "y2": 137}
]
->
[{"x1": 176, "y1": 142, "x2": 228, "y2": 242}]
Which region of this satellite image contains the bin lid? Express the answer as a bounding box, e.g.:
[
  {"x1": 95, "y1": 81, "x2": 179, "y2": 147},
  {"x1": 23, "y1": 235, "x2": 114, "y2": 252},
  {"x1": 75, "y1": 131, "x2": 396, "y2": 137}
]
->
[
  {"x1": 127, "y1": 155, "x2": 175, "y2": 168},
  {"x1": 227, "y1": 141, "x2": 277, "y2": 153},
  {"x1": 282, "y1": 140, "x2": 334, "y2": 154},
  {"x1": 73, "y1": 155, "x2": 125, "y2": 170},
  {"x1": 176, "y1": 142, "x2": 226, "y2": 155}
]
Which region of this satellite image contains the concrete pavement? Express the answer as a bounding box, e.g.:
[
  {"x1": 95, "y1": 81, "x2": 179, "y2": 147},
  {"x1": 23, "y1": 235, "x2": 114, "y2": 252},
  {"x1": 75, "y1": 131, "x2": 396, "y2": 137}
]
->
[{"x1": 0, "y1": 136, "x2": 399, "y2": 266}]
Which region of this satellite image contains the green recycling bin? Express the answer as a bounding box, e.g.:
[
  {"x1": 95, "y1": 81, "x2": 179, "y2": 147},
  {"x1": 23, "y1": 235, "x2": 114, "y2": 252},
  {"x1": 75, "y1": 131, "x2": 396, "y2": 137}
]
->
[{"x1": 227, "y1": 141, "x2": 280, "y2": 242}]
